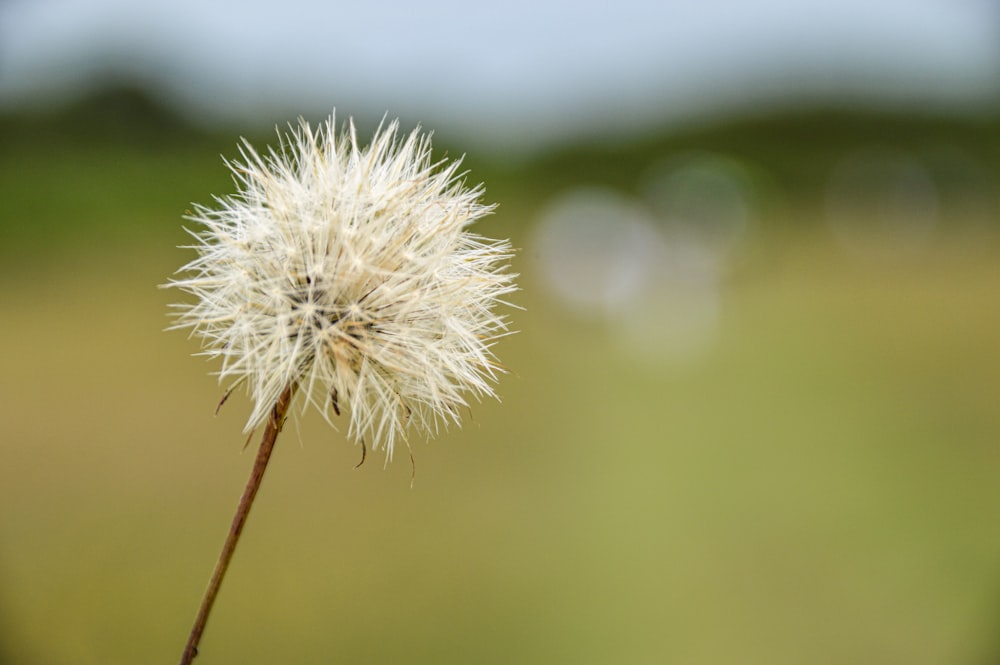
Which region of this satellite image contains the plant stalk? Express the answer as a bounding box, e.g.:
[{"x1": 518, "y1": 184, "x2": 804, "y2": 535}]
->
[{"x1": 179, "y1": 383, "x2": 296, "y2": 665}]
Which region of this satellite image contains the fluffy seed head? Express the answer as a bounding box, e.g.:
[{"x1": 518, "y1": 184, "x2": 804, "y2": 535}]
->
[{"x1": 166, "y1": 115, "x2": 517, "y2": 458}]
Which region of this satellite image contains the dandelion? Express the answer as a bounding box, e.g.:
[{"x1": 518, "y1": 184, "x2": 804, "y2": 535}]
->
[{"x1": 165, "y1": 114, "x2": 516, "y2": 664}]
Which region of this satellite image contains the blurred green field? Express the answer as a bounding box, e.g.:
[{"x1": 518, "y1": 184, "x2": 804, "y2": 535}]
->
[{"x1": 1, "y1": 100, "x2": 1000, "y2": 665}]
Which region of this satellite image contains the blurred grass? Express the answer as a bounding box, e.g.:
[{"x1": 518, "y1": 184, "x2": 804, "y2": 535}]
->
[{"x1": 1, "y1": 91, "x2": 999, "y2": 664}]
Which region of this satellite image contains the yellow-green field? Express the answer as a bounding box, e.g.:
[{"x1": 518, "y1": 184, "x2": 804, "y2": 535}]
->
[{"x1": 1, "y1": 117, "x2": 999, "y2": 664}]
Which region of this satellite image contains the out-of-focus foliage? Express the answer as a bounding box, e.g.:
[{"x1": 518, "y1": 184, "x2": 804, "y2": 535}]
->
[{"x1": 1, "y1": 87, "x2": 999, "y2": 665}]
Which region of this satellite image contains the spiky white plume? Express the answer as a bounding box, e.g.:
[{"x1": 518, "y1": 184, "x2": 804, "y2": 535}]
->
[{"x1": 167, "y1": 115, "x2": 516, "y2": 458}]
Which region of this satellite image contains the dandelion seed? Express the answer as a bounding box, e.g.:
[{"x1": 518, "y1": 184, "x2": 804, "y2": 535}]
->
[
  {"x1": 168, "y1": 114, "x2": 516, "y2": 458},
  {"x1": 165, "y1": 114, "x2": 516, "y2": 664}
]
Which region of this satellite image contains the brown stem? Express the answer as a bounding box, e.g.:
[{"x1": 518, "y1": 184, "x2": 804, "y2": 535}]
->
[{"x1": 179, "y1": 383, "x2": 296, "y2": 665}]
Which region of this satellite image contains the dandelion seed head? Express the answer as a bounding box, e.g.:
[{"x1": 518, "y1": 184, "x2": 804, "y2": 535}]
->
[{"x1": 166, "y1": 114, "x2": 517, "y2": 459}]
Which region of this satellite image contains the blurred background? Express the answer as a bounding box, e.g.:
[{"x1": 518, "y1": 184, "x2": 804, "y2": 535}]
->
[{"x1": 2, "y1": 1, "x2": 1000, "y2": 663}]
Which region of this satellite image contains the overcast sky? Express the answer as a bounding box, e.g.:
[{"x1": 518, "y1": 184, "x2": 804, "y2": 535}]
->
[{"x1": 1, "y1": 0, "x2": 998, "y2": 151}]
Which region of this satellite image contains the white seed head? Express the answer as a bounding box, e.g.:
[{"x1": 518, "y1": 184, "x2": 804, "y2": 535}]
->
[{"x1": 166, "y1": 115, "x2": 517, "y2": 459}]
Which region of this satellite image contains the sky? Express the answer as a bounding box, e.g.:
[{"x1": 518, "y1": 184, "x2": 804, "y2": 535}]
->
[{"x1": 1, "y1": 0, "x2": 998, "y2": 151}]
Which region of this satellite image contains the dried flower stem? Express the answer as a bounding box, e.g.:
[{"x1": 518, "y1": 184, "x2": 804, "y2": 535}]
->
[{"x1": 179, "y1": 383, "x2": 297, "y2": 665}]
